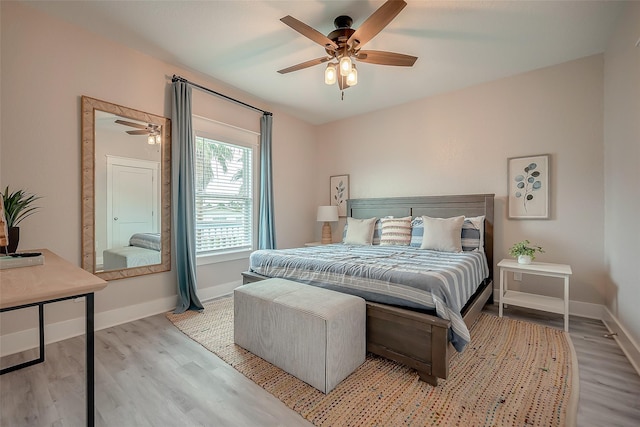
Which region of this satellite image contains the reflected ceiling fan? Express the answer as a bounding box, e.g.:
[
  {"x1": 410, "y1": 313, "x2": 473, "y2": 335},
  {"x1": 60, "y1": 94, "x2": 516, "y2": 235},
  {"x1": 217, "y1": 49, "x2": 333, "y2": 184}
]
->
[
  {"x1": 115, "y1": 119, "x2": 161, "y2": 144},
  {"x1": 278, "y1": 0, "x2": 417, "y2": 93}
]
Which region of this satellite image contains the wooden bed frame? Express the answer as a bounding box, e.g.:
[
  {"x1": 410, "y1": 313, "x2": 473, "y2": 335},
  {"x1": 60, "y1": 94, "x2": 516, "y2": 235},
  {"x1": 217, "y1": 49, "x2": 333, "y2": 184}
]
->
[{"x1": 242, "y1": 193, "x2": 494, "y2": 385}]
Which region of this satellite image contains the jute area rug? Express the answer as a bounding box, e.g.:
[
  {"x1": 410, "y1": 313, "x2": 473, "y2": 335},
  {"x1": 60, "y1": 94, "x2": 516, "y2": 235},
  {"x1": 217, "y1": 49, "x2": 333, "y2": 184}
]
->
[{"x1": 166, "y1": 297, "x2": 578, "y2": 426}]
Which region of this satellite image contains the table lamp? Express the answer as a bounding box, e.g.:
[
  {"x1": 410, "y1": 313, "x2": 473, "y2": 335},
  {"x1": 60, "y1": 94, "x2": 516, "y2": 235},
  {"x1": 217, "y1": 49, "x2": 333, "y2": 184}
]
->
[
  {"x1": 0, "y1": 202, "x2": 8, "y2": 253},
  {"x1": 317, "y1": 205, "x2": 339, "y2": 244}
]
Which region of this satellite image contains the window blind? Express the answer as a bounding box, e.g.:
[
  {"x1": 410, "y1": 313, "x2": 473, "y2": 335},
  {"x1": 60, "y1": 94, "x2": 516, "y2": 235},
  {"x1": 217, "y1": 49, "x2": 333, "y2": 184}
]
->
[{"x1": 195, "y1": 136, "x2": 253, "y2": 254}]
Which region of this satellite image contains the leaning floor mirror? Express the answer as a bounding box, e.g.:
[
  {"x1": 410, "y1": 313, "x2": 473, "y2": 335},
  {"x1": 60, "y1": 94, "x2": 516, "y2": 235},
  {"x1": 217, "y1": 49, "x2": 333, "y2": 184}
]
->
[{"x1": 81, "y1": 96, "x2": 171, "y2": 280}]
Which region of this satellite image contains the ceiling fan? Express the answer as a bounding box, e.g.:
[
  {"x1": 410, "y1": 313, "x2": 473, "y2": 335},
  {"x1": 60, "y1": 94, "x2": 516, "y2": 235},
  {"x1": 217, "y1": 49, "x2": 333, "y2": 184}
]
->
[
  {"x1": 115, "y1": 119, "x2": 161, "y2": 144},
  {"x1": 278, "y1": 0, "x2": 417, "y2": 92}
]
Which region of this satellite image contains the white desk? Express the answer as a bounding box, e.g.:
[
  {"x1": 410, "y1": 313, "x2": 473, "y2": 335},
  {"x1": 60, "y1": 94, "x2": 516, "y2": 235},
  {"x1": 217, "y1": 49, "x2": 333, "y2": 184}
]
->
[
  {"x1": 498, "y1": 258, "x2": 572, "y2": 331},
  {"x1": 0, "y1": 249, "x2": 108, "y2": 427}
]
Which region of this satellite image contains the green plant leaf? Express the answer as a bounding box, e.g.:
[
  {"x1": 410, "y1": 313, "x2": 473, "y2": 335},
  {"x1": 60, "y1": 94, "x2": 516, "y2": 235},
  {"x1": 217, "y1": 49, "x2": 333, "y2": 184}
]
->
[{"x1": 2, "y1": 186, "x2": 42, "y2": 228}]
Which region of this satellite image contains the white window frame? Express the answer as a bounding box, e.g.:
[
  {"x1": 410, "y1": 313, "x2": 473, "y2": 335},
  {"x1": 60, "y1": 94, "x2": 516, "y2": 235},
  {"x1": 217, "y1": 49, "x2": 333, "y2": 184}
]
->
[{"x1": 192, "y1": 115, "x2": 259, "y2": 265}]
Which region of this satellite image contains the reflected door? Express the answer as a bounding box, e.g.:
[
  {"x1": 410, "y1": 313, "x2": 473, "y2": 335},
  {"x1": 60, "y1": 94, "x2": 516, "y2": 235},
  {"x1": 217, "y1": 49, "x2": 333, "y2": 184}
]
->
[{"x1": 106, "y1": 157, "x2": 159, "y2": 249}]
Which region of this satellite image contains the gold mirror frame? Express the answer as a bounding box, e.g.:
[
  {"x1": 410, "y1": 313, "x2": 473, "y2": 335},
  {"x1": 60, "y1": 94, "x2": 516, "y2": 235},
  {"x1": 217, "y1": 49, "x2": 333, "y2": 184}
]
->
[{"x1": 81, "y1": 96, "x2": 171, "y2": 280}]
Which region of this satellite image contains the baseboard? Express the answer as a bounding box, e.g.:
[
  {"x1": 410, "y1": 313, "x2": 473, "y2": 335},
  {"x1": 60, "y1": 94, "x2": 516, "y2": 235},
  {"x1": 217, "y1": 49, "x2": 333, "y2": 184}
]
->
[
  {"x1": 0, "y1": 280, "x2": 242, "y2": 357},
  {"x1": 602, "y1": 307, "x2": 640, "y2": 377},
  {"x1": 198, "y1": 280, "x2": 240, "y2": 302}
]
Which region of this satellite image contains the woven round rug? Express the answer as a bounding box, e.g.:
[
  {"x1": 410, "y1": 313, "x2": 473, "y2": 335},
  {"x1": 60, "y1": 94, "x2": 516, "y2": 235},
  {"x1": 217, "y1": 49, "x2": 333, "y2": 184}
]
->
[{"x1": 167, "y1": 297, "x2": 578, "y2": 426}]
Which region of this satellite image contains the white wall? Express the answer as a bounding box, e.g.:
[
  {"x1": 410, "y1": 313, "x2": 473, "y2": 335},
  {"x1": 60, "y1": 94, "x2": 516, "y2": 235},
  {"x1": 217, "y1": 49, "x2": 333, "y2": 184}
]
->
[
  {"x1": 316, "y1": 55, "x2": 606, "y2": 305},
  {"x1": 603, "y1": 2, "x2": 640, "y2": 345},
  {"x1": 0, "y1": 2, "x2": 317, "y2": 337}
]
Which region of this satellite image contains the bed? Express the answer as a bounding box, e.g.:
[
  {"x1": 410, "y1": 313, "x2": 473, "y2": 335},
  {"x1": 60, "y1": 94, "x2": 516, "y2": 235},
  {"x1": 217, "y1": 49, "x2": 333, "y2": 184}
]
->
[
  {"x1": 102, "y1": 233, "x2": 161, "y2": 270},
  {"x1": 242, "y1": 194, "x2": 494, "y2": 385}
]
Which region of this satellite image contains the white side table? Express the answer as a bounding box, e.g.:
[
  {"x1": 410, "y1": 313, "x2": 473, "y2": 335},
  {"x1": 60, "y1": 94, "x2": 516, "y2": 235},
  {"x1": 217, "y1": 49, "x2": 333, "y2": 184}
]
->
[{"x1": 498, "y1": 259, "x2": 572, "y2": 331}]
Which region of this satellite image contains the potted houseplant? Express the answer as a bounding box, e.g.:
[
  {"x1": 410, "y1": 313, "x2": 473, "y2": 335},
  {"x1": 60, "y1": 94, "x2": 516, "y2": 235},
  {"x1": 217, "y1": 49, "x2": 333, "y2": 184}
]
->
[
  {"x1": 508, "y1": 239, "x2": 544, "y2": 264},
  {"x1": 1, "y1": 186, "x2": 41, "y2": 254}
]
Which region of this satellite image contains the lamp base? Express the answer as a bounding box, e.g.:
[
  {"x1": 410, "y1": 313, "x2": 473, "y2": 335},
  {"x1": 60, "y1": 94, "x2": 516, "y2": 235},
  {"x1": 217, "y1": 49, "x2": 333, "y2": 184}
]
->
[{"x1": 321, "y1": 222, "x2": 332, "y2": 244}]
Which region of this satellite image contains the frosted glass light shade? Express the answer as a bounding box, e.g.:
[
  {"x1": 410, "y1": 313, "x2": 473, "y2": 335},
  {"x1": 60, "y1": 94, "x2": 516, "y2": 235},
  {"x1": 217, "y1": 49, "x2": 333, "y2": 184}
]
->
[
  {"x1": 339, "y1": 56, "x2": 352, "y2": 77},
  {"x1": 347, "y1": 65, "x2": 358, "y2": 86},
  {"x1": 324, "y1": 63, "x2": 337, "y2": 85},
  {"x1": 317, "y1": 205, "x2": 339, "y2": 222},
  {"x1": 148, "y1": 135, "x2": 155, "y2": 145}
]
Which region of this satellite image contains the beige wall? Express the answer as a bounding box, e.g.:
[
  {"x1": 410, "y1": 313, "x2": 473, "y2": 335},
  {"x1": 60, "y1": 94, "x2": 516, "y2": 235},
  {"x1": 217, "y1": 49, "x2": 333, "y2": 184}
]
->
[
  {"x1": 316, "y1": 55, "x2": 606, "y2": 305},
  {"x1": 0, "y1": 2, "x2": 317, "y2": 335},
  {"x1": 603, "y1": 3, "x2": 640, "y2": 345}
]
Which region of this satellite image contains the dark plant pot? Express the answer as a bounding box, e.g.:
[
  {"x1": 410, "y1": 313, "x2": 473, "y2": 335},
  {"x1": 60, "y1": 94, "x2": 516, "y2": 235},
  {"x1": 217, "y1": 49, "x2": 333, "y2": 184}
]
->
[{"x1": 0, "y1": 226, "x2": 19, "y2": 254}]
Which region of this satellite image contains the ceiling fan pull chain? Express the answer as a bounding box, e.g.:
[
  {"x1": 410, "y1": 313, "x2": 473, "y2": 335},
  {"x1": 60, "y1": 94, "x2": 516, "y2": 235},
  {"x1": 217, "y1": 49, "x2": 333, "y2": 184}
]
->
[{"x1": 341, "y1": 90, "x2": 344, "y2": 101}]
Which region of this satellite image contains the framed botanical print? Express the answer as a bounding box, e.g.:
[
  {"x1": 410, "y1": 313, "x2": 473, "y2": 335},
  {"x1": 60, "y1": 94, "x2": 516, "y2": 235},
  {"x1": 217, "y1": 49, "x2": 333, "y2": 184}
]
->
[
  {"x1": 508, "y1": 154, "x2": 550, "y2": 219},
  {"x1": 330, "y1": 174, "x2": 349, "y2": 217}
]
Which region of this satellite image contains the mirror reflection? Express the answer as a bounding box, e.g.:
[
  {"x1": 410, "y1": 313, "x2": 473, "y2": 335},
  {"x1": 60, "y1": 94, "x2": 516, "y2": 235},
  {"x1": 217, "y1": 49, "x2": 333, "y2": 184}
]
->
[
  {"x1": 95, "y1": 112, "x2": 162, "y2": 272},
  {"x1": 81, "y1": 96, "x2": 171, "y2": 280}
]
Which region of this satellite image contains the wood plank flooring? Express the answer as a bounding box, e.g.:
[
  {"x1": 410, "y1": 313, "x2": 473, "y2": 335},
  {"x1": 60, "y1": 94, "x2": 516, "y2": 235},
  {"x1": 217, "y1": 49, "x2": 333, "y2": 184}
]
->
[{"x1": 1, "y1": 303, "x2": 639, "y2": 426}]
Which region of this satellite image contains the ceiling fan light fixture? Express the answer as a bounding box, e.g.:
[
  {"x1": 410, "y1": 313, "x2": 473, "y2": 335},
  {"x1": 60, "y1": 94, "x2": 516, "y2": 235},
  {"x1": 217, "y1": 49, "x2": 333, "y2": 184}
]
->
[
  {"x1": 155, "y1": 134, "x2": 161, "y2": 144},
  {"x1": 339, "y1": 55, "x2": 352, "y2": 77},
  {"x1": 324, "y1": 63, "x2": 337, "y2": 85},
  {"x1": 347, "y1": 64, "x2": 358, "y2": 86},
  {"x1": 148, "y1": 135, "x2": 155, "y2": 145}
]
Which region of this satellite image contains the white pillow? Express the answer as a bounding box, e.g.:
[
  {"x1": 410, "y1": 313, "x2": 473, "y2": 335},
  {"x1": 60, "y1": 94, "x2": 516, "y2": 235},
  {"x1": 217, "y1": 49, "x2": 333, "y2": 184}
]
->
[
  {"x1": 343, "y1": 217, "x2": 377, "y2": 245},
  {"x1": 420, "y1": 215, "x2": 465, "y2": 252}
]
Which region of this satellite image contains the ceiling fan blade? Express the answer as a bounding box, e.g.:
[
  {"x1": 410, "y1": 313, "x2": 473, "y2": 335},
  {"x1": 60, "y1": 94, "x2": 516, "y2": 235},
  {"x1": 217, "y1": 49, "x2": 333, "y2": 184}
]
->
[
  {"x1": 278, "y1": 56, "x2": 331, "y2": 74},
  {"x1": 356, "y1": 50, "x2": 417, "y2": 67},
  {"x1": 347, "y1": 0, "x2": 407, "y2": 48},
  {"x1": 115, "y1": 119, "x2": 147, "y2": 130},
  {"x1": 280, "y1": 15, "x2": 338, "y2": 51},
  {"x1": 126, "y1": 130, "x2": 150, "y2": 135}
]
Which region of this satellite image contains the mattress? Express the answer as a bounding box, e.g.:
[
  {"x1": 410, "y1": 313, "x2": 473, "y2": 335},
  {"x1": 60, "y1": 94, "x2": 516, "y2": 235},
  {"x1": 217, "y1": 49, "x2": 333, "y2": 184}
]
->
[{"x1": 249, "y1": 244, "x2": 489, "y2": 351}]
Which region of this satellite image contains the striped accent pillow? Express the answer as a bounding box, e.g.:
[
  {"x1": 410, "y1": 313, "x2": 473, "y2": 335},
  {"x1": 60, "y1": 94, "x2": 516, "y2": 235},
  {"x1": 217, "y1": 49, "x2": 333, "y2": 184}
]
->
[
  {"x1": 380, "y1": 216, "x2": 412, "y2": 246},
  {"x1": 410, "y1": 217, "x2": 424, "y2": 247},
  {"x1": 461, "y1": 215, "x2": 485, "y2": 252}
]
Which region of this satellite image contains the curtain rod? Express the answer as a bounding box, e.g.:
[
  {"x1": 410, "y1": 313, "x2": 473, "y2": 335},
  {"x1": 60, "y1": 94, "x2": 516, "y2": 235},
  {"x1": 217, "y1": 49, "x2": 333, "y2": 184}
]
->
[{"x1": 172, "y1": 74, "x2": 272, "y2": 116}]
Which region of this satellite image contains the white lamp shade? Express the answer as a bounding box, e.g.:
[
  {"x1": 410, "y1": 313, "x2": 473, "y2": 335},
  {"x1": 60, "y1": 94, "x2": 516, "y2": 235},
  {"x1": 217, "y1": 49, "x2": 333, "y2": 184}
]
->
[
  {"x1": 317, "y1": 205, "x2": 339, "y2": 222},
  {"x1": 0, "y1": 203, "x2": 8, "y2": 248}
]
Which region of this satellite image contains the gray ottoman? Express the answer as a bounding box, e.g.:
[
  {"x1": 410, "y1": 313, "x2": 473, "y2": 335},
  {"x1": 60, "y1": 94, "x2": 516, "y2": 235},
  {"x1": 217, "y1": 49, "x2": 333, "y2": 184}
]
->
[{"x1": 234, "y1": 278, "x2": 366, "y2": 394}]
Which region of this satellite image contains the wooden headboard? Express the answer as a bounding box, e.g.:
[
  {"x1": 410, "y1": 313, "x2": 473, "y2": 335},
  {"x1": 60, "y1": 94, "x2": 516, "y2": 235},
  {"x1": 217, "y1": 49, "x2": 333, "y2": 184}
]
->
[{"x1": 347, "y1": 194, "x2": 495, "y2": 281}]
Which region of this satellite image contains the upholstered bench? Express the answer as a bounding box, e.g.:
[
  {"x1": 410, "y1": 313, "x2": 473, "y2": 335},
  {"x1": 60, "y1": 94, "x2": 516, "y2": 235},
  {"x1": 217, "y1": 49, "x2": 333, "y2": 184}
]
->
[{"x1": 234, "y1": 278, "x2": 366, "y2": 394}]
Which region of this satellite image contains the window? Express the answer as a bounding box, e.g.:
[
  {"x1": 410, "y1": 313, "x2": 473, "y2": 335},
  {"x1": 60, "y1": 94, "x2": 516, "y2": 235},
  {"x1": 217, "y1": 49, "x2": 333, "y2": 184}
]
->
[{"x1": 193, "y1": 116, "x2": 258, "y2": 257}]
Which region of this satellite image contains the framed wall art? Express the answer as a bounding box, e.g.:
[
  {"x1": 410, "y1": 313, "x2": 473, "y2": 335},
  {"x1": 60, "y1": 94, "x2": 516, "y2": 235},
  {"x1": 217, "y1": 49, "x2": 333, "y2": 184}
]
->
[
  {"x1": 507, "y1": 154, "x2": 550, "y2": 219},
  {"x1": 330, "y1": 174, "x2": 349, "y2": 217}
]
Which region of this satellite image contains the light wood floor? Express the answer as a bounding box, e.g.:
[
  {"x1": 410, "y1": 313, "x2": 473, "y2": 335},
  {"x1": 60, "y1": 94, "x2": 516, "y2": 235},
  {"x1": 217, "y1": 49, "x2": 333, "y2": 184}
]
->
[{"x1": 1, "y1": 303, "x2": 639, "y2": 426}]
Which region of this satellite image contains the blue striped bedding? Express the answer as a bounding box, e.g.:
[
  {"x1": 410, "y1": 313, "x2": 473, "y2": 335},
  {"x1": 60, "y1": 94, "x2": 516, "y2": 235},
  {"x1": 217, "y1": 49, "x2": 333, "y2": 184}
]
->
[{"x1": 249, "y1": 244, "x2": 489, "y2": 352}]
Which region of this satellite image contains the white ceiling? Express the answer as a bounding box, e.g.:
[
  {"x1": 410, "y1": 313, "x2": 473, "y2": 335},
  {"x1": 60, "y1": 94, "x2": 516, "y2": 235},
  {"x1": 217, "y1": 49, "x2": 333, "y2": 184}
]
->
[{"x1": 24, "y1": 1, "x2": 624, "y2": 125}]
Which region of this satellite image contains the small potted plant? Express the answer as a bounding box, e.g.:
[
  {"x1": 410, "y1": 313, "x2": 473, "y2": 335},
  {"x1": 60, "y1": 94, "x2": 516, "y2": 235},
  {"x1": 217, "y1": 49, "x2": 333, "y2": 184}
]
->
[
  {"x1": 508, "y1": 239, "x2": 544, "y2": 264},
  {"x1": 1, "y1": 186, "x2": 41, "y2": 254}
]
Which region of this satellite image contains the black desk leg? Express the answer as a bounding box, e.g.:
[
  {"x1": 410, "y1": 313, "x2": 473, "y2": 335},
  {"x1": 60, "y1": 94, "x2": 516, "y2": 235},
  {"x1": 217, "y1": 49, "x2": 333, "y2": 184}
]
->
[
  {"x1": 0, "y1": 303, "x2": 45, "y2": 375},
  {"x1": 38, "y1": 303, "x2": 45, "y2": 363},
  {"x1": 86, "y1": 293, "x2": 95, "y2": 427}
]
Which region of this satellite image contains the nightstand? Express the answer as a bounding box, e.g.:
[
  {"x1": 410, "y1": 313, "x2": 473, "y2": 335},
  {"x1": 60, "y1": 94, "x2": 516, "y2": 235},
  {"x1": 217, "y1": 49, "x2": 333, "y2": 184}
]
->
[
  {"x1": 304, "y1": 242, "x2": 323, "y2": 247},
  {"x1": 498, "y1": 259, "x2": 572, "y2": 331}
]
